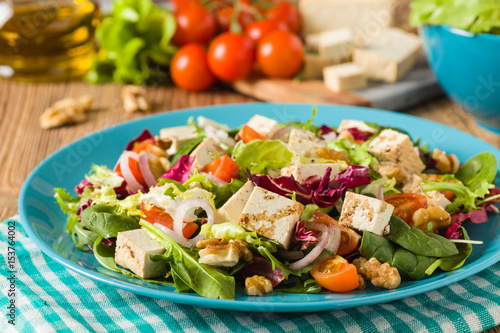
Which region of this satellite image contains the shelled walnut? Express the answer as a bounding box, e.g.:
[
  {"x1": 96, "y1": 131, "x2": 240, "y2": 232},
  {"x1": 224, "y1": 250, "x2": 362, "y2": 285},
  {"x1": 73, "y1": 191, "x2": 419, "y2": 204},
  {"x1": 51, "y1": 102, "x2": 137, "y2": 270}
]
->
[
  {"x1": 432, "y1": 148, "x2": 460, "y2": 174},
  {"x1": 315, "y1": 147, "x2": 349, "y2": 162},
  {"x1": 121, "y1": 85, "x2": 151, "y2": 113},
  {"x1": 245, "y1": 275, "x2": 273, "y2": 296},
  {"x1": 412, "y1": 206, "x2": 451, "y2": 232},
  {"x1": 353, "y1": 257, "x2": 401, "y2": 290},
  {"x1": 336, "y1": 130, "x2": 355, "y2": 142},
  {"x1": 39, "y1": 95, "x2": 93, "y2": 129},
  {"x1": 373, "y1": 162, "x2": 407, "y2": 184}
]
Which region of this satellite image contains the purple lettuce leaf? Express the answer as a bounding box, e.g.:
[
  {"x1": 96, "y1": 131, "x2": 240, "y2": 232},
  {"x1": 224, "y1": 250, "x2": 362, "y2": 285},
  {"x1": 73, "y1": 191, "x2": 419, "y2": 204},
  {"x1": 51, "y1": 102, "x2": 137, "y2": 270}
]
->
[
  {"x1": 239, "y1": 255, "x2": 285, "y2": 287},
  {"x1": 294, "y1": 221, "x2": 318, "y2": 249},
  {"x1": 75, "y1": 179, "x2": 93, "y2": 195},
  {"x1": 318, "y1": 125, "x2": 335, "y2": 135},
  {"x1": 444, "y1": 222, "x2": 462, "y2": 239},
  {"x1": 125, "y1": 129, "x2": 155, "y2": 151},
  {"x1": 347, "y1": 127, "x2": 373, "y2": 141},
  {"x1": 160, "y1": 155, "x2": 194, "y2": 183}
]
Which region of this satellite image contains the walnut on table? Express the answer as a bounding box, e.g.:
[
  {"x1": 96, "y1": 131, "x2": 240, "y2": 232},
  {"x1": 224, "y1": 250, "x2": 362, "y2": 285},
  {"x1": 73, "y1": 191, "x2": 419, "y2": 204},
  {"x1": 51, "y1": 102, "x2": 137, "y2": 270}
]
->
[
  {"x1": 39, "y1": 95, "x2": 93, "y2": 129},
  {"x1": 353, "y1": 257, "x2": 401, "y2": 290},
  {"x1": 121, "y1": 85, "x2": 151, "y2": 113},
  {"x1": 245, "y1": 275, "x2": 273, "y2": 296},
  {"x1": 412, "y1": 205, "x2": 451, "y2": 232}
]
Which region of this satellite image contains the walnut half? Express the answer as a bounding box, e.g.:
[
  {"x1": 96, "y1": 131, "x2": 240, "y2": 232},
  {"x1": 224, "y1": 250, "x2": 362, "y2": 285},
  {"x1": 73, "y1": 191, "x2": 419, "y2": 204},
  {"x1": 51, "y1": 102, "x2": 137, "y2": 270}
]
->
[
  {"x1": 39, "y1": 95, "x2": 93, "y2": 129},
  {"x1": 122, "y1": 85, "x2": 151, "y2": 113},
  {"x1": 353, "y1": 257, "x2": 401, "y2": 290},
  {"x1": 412, "y1": 206, "x2": 451, "y2": 232},
  {"x1": 245, "y1": 275, "x2": 273, "y2": 296}
]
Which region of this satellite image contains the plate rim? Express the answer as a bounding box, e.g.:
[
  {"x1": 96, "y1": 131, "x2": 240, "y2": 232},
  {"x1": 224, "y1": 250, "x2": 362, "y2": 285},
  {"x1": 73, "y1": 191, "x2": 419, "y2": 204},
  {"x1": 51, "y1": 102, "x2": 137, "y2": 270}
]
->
[{"x1": 18, "y1": 102, "x2": 500, "y2": 312}]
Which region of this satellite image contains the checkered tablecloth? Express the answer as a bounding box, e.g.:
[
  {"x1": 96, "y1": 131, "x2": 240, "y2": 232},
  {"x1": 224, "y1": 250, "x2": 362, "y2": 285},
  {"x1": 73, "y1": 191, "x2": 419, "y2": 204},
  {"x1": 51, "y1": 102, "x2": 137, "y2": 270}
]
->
[{"x1": 1, "y1": 217, "x2": 500, "y2": 333}]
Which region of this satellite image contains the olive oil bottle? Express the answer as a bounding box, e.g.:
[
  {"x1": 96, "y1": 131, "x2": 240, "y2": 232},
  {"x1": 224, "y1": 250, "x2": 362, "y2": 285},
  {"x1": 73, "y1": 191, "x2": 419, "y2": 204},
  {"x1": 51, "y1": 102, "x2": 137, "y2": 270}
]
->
[{"x1": 0, "y1": 0, "x2": 100, "y2": 82}]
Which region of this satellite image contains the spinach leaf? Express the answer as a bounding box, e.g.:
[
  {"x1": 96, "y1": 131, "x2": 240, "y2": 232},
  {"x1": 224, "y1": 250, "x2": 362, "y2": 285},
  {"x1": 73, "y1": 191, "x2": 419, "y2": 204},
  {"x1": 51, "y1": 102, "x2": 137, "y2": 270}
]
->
[
  {"x1": 456, "y1": 152, "x2": 497, "y2": 198},
  {"x1": 425, "y1": 227, "x2": 472, "y2": 274},
  {"x1": 360, "y1": 231, "x2": 437, "y2": 280},
  {"x1": 387, "y1": 216, "x2": 458, "y2": 257},
  {"x1": 142, "y1": 220, "x2": 235, "y2": 300},
  {"x1": 71, "y1": 223, "x2": 98, "y2": 252},
  {"x1": 275, "y1": 278, "x2": 322, "y2": 294},
  {"x1": 93, "y1": 236, "x2": 121, "y2": 273},
  {"x1": 81, "y1": 204, "x2": 140, "y2": 239}
]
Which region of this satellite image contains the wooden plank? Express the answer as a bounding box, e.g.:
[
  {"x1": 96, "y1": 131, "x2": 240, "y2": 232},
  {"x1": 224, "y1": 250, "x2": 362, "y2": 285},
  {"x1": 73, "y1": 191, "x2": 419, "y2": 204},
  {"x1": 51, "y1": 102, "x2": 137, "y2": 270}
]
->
[{"x1": 231, "y1": 77, "x2": 371, "y2": 107}]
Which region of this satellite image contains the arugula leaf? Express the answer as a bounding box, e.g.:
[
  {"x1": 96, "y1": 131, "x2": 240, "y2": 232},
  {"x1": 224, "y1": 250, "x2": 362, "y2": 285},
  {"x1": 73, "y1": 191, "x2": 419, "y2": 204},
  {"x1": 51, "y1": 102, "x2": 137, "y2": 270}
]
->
[
  {"x1": 232, "y1": 140, "x2": 294, "y2": 177},
  {"x1": 54, "y1": 188, "x2": 81, "y2": 233},
  {"x1": 275, "y1": 278, "x2": 322, "y2": 294},
  {"x1": 80, "y1": 204, "x2": 140, "y2": 239},
  {"x1": 71, "y1": 224, "x2": 98, "y2": 252},
  {"x1": 142, "y1": 220, "x2": 235, "y2": 300},
  {"x1": 93, "y1": 236, "x2": 121, "y2": 273},
  {"x1": 387, "y1": 216, "x2": 458, "y2": 257}
]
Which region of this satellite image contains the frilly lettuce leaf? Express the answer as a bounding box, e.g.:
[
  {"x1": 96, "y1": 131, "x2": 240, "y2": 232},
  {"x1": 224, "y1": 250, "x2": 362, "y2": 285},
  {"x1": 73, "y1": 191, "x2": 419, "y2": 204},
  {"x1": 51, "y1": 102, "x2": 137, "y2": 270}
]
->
[{"x1": 232, "y1": 140, "x2": 294, "y2": 177}]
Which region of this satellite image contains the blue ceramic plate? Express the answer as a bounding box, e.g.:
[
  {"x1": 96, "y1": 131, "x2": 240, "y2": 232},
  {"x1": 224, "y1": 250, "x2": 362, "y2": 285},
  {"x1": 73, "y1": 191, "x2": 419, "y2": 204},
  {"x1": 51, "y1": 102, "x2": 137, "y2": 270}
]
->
[{"x1": 18, "y1": 103, "x2": 500, "y2": 312}]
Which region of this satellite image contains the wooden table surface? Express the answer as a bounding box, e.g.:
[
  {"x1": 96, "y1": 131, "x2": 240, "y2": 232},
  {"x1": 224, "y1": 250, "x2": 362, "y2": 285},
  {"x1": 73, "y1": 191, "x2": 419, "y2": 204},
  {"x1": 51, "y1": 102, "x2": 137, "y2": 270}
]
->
[{"x1": 1, "y1": 79, "x2": 499, "y2": 332}]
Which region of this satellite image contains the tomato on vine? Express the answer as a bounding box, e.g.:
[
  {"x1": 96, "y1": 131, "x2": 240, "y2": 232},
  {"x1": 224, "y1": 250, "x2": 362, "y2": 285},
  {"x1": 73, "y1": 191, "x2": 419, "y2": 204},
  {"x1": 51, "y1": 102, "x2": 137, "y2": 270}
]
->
[
  {"x1": 266, "y1": 1, "x2": 301, "y2": 34},
  {"x1": 170, "y1": 43, "x2": 215, "y2": 91},
  {"x1": 257, "y1": 29, "x2": 304, "y2": 78},
  {"x1": 172, "y1": 5, "x2": 217, "y2": 46},
  {"x1": 244, "y1": 19, "x2": 288, "y2": 44}
]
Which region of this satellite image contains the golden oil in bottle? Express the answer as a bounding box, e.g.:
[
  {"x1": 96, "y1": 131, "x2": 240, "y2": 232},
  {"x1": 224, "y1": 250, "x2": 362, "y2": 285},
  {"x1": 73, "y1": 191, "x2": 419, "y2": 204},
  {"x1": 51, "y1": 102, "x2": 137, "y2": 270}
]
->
[{"x1": 0, "y1": 0, "x2": 100, "y2": 82}]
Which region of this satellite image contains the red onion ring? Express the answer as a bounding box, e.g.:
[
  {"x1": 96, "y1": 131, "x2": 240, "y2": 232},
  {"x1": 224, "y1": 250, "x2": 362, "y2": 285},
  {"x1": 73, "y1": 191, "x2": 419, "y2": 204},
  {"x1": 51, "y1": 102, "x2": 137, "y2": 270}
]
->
[
  {"x1": 278, "y1": 250, "x2": 304, "y2": 260},
  {"x1": 377, "y1": 185, "x2": 385, "y2": 201},
  {"x1": 154, "y1": 223, "x2": 192, "y2": 247},
  {"x1": 119, "y1": 151, "x2": 144, "y2": 194},
  {"x1": 172, "y1": 198, "x2": 215, "y2": 245},
  {"x1": 138, "y1": 152, "x2": 157, "y2": 188},
  {"x1": 202, "y1": 172, "x2": 228, "y2": 187},
  {"x1": 289, "y1": 222, "x2": 330, "y2": 271},
  {"x1": 325, "y1": 225, "x2": 341, "y2": 253}
]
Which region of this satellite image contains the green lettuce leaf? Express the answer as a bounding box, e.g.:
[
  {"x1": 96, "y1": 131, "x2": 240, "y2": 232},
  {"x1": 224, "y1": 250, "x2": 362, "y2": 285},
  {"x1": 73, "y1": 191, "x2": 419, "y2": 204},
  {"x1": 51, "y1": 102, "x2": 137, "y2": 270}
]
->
[
  {"x1": 54, "y1": 188, "x2": 81, "y2": 233},
  {"x1": 327, "y1": 139, "x2": 376, "y2": 167},
  {"x1": 232, "y1": 140, "x2": 294, "y2": 177}
]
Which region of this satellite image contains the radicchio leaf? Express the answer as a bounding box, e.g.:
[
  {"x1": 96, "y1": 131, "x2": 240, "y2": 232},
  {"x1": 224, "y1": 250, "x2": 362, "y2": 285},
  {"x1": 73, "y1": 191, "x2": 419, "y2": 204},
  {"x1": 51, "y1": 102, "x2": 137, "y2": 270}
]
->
[
  {"x1": 347, "y1": 127, "x2": 373, "y2": 141},
  {"x1": 318, "y1": 125, "x2": 335, "y2": 135},
  {"x1": 240, "y1": 255, "x2": 285, "y2": 287},
  {"x1": 125, "y1": 129, "x2": 155, "y2": 151},
  {"x1": 294, "y1": 221, "x2": 318, "y2": 250},
  {"x1": 160, "y1": 155, "x2": 194, "y2": 183},
  {"x1": 445, "y1": 221, "x2": 462, "y2": 239},
  {"x1": 451, "y1": 207, "x2": 489, "y2": 224},
  {"x1": 75, "y1": 179, "x2": 93, "y2": 195}
]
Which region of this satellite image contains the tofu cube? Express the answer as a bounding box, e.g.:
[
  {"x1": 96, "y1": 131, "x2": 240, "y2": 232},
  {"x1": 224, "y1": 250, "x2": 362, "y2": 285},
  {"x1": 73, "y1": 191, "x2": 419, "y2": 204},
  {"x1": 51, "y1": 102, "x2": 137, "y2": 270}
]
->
[
  {"x1": 280, "y1": 163, "x2": 340, "y2": 183},
  {"x1": 305, "y1": 33, "x2": 321, "y2": 51},
  {"x1": 214, "y1": 181, "x2": 255, "y2": 224},
  {"x1": 115, "y1": 229, "x2": 167, "y2": 279},
  {"x1": 303, "y1": 53, "x2": 338, "y2": 79},
  {"x1": 353, "y1": 28, "x2": 421, "y2": 83},
  {"x1": 337, "y1": 119, "x2": 376, "y2": 134},
  {"x1": 245, "y1": 114, "x2": 280, "y2": 138},
  {"x1": 237, "y1": 187, "x2": 304, "y2": 250},
  {"x1": 159, "y1": 125, "x2": 198, "y2": 155},
  {"x1": 339, "y1": 192, "x2": 394, "y2": 235},
  {"x1": 323, "y1": 63, "x2": 367, "y2": 92},
  {"x1": 368, "y1": 129, "x2": 425, "y2": 175},
  {"x1": 402, "y1": 175, "x2": 451, "y2": 210},
  {"x1": 318, "y1": 28, "x2": 354, "y2": 62},
  {"x1": 189, "y1": 137, "x2": 226, "y2": 171},
  {"x1": 288, "y1": 128, "x2": 326, "y2": 158}
]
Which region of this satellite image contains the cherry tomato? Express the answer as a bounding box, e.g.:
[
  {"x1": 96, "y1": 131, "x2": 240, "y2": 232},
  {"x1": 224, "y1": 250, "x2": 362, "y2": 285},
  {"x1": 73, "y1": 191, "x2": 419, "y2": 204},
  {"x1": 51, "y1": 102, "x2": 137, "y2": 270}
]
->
[
  {"x1": 207, "y1": 32, "x2": 255, "y2": 82},
  {"x1": 257, "y1": 30, "x2": 304, "y2": 79},
  {"x1": 384, "y1": 193, "x2": 428, "y2": 224},
  {"x1": 203, "y1": 155, "x2": 239, "y2": 183},
  {"x1": 240, "y1": 124, "x2": 267, "y2": 143},
  {"x1": 170, "y1": 43, "x2": 215, "y2": 91},
  {"x1": 170, "y1": 0, "x2": 199, "y2": 13},
  {"x1": 131, "y1": 138, "x2": 154, "y2": 154},
  {"x1": 244, "y1": 19, "x2": 288, "y2": 44},
  {"x1": 140, "y1": 201, "x2": 199, "y2": 238},
  {"x1": 310, "y1": 211, "x2": 361, "y2": 256},
  {"x1": 172, "y1": 5, "x2": 217, "y2": 46},
  {"x1": 311, "y1": 256, "x2": 359, "y2": 293},
  {"x1": 266, "y1": 1, "x2": 301, "y2": 34}
]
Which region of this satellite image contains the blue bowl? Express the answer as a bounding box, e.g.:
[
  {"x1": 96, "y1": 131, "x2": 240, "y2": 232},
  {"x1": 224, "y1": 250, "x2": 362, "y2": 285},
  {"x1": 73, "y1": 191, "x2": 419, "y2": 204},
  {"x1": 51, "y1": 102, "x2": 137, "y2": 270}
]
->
[{"x1": 420, "y1": 25, "x2": 500, "y2": 133}]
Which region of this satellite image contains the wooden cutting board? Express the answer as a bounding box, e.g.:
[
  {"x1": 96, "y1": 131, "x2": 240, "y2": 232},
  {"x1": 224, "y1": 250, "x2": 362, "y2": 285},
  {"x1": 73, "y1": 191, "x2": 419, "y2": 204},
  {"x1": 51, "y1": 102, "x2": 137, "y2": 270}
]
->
[{"x1": 231, "y1": 60, "x2": 444, "y2": 111}]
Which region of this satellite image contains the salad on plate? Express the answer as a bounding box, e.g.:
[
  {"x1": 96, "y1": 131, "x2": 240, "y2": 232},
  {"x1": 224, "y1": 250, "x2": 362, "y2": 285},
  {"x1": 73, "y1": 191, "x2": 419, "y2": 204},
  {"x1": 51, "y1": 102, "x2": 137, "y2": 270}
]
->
[{"x1": 55, "y1": 109, "x2": 500, "y2": 300}]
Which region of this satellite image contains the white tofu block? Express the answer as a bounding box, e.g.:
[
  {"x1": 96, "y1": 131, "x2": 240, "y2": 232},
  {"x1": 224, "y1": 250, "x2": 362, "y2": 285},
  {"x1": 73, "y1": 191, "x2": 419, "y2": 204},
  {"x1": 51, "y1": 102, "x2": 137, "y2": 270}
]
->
[
  {"x1": 337, "y1": 119, "x2": 376, "y2": 133},
  {"x1": 245, "y1": 114, "x2": 280, "y2": 138},
  {"x1": 318, "y1": 28, "x2": 354, "y2": 62},
  {"x1": 280, "y1": 163, "x2": 340, "y2": 183},
  {"x1": 159, "y1": 125, "x2": 198, "y2": 155},
  {"x1": 115, "y1": 229, "x2": 167, "y2": 279},
  {"x1": 402, "y1": 175, "x2": 451, "y2": 210},
  {"x1": 353, "y1": 28, "x2": 421, "y2": 83},
  {"x1": 339, "y1": 192, "x2": 394, "y2": 235},
  {"x1": 214, "y1": 181, "x2": 255, "y2": 224},
  {"x1": 288, "y1": 128, "x2": 326, "y2": 158},
  {"x1": 323, "y1": 63, "x2": 367, "y2": 92},
  {"x1": 305, "y1": 33, "x2": 321, "y2": 51},
  {"x1": 368, "y1": 129, "x2": 425, "y2": 175},
  {"x1": 237, "y1": 187, "x2": 304, "y2": 250},
  {"x1": 299, "y1": 0, "x2": 394, "y2": 38},
  {"x1": 303, "y1": 53, "x2": 338, "y2": 79},
  {"x1": 189, "y1": 137, "x2": 226, "y2": 171}
]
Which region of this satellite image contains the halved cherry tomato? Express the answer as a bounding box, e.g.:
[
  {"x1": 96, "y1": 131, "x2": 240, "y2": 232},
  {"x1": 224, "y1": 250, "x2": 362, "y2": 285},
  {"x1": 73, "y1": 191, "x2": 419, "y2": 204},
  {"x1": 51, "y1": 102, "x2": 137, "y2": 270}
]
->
[
  {"x1": 140, "y1": 201, "x2": 199, "y2": 238},
  {"x1": 131, "y1": 139, "x2": 154, "y2": 154},
  {"x1": 203, "y1": 155, "x2": 239, "y2": 183},
  {"x1": 311, "y1": 256, "x2": 359, "y2": 293},
  {"x1": 115, "y1": 157, "x2": 146, "y2": 186},
  {"x1": 310, "y1": 211, "x2": 361, "y2": 256},
  {"x1": 384, "y1": 193, "x2": 428, "y2": 224},
  {"x1": 240, "y1": 124, "x2": 266, "y2": 144}
]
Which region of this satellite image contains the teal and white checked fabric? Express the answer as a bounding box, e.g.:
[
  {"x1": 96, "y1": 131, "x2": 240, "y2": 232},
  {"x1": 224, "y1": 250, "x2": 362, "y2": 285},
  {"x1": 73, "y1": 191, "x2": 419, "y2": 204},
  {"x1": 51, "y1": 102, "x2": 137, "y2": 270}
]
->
[{"x1": 1, "y1": 218, "x2": 500, "y2": 333}]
